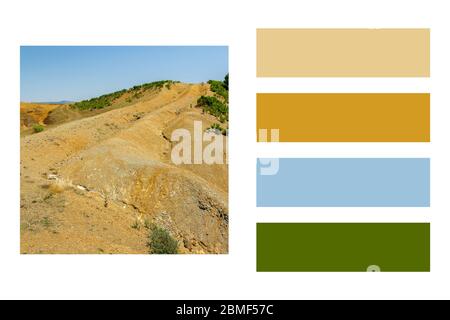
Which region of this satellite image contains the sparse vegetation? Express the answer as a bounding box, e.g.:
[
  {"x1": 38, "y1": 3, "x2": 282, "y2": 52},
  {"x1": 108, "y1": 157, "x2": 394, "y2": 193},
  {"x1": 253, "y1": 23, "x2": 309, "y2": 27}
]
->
[
  {"x1": 218, "y1": 114, "x2": 227, "y2": 123},
  {"x1": 197, "y1": 74, "x2": 229, "y2": 123},
  {"x1": 223, "y1": 73, "x2": 228, "y2": 90},
  {"x1": 132, "y1": 92, "x2": 142, "y2": 100},
  {"x1": 130, "y1": 80, "x2": 176, "y2": 92},
  {"x1": 72, "y1": 89, "x2": 127, "y2": 110},
  {"x1": 148, "y1": 226, "x2": 178, "y2": 254},
  {"x1": 209, "y1": 123, "x2": 222, "y2": 131},
  {"x1": 131, "y1": 220, "x2": 140, "y2": 230},
  {"x1": 144, "y1": 218, "x2": 154, "y2": 230},
  {"x1": 33, "y1": 124, "x2": 45, "y2": 133},
  {"x1": 196, "y1": 96, "x2": 228, "y2": 121},
  {"x1": 40, "y1": 216, "x2": 53, "y2": 228},
  {"x1": 208, "y1": 80, "x2": 228, "y2": 102},
  {"x1": 208, "y1": 73, "x2": 228, "y2": 102},
  {"x1": 207, "y1": 123, "x2": 227, "y2": 136},
  {"x1": 72, "y1": 80, "x2": 177, "y2": 111}
]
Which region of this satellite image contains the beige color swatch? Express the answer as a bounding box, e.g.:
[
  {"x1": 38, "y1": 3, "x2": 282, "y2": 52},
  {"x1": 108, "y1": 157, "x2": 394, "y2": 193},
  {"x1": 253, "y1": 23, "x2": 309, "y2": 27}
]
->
[{"x1": 257, "y1": 29, "x2": 430, "y2": 77}]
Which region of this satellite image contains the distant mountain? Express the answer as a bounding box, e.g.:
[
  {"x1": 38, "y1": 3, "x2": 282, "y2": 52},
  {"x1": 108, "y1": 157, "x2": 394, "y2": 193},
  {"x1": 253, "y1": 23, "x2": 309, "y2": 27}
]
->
[{"x1": 39, "y1": 100, "x2": 74, "y2": 105}]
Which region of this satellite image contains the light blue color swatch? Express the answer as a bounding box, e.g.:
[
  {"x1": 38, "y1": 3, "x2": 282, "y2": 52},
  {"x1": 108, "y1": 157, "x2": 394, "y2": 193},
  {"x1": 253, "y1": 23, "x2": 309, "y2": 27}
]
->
[{"x1": 257, "y1": 158, "x2": 430, "y2": 207}]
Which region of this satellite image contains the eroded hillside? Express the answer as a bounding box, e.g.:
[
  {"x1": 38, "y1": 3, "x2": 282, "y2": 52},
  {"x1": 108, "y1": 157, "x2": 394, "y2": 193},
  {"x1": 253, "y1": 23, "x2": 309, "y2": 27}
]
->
[{"x1": 20, "y1": 82, "x2": 228, "y2": 254}]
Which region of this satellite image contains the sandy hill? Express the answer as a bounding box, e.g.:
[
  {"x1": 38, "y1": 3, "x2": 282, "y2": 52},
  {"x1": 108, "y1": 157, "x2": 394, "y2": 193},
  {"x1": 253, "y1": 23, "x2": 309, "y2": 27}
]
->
[
  {"x1": 20, "y1": 82, "x2": 228, "y2": 254},
  {"x1": 20, "y1": 102, "x2": 62, "y2": 135}
]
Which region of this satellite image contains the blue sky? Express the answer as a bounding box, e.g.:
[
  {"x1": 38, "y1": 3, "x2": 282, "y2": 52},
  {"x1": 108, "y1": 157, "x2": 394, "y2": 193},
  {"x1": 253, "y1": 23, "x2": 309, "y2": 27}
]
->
[{"x1": 20, "y1": 46, "x2": 228, "y2": 102}]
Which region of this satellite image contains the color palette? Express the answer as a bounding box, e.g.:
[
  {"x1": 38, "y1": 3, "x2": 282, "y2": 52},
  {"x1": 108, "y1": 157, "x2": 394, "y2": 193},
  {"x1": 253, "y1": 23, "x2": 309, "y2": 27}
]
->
[
  {"x1": 256, "y1": 28, "x2": 431, "y2": 272},
  {"x1": 257, "y1": 29, "x2": 430, "y2": 77},
  {"x1": 257, "y1": 158, "x2": 430, "y2": 207},
  {"x1": 257, "y1": 223, "x2": 430, "y2": 272},
  {"x1": 257, "y1": 93, "x2": 430, "y2": 142}
]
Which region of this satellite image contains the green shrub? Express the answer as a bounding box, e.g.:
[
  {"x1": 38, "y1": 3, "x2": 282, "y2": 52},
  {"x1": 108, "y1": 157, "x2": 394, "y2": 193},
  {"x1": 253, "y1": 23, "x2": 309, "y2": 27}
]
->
[
  {"x1": 33, "y1": 124, "x2": 45, "y2": 133},
  {"x1": 207, "y1": 123, "x2": 228, "y2": 136},
  {"x1": 200, "y1": 74, "x2": 229, "y2": 122},
  {"x1": 71, "y1": 80, "x2": 177, "y2": 111},
  {"x1": 132, "y1": 92, "x2": 142, "y2": 99},
  {"x1": 131, "y1": 80, "x2": 175, "y2": 92},
  {"x1": 196, "y1": 96, "x2": 228, "y2": 120},
  {"x1": 72, "y1": 89, "x2": 126, "y2": 110},
  {"x1": 207, "y1": 123, "x2": 223, "y2": 132},
  {"x1": 207, "y1": 80, "x2": 228, "y2": 102},
  {"x1": 144, "y1": 219, "x2": 154, "y2": 230},
  {"x1": 207, "y1": 74, "x2": 228, "y2": 102},
  {"x1": 223, "y1": 73, "x2": 229, "y2": 90},
  {"x1": 148, "y1": 226, "x2": 178, "y2": 254},
  {"x1": 131, "y1": 220, "x2": 140, "y2": 230}
]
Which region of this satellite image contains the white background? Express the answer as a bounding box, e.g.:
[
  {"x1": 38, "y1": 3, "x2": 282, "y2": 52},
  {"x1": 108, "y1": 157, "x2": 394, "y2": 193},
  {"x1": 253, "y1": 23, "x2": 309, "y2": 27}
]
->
[{"x1": 1, "y1": 0, "x2": 449, "y2": 299}]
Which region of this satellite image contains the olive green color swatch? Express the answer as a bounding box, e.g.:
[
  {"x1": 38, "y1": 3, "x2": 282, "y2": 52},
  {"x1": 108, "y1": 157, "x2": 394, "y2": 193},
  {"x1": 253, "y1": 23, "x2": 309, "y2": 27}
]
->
[{"x1": 257, "y1": 223, "x2": 430, "y2": 272}]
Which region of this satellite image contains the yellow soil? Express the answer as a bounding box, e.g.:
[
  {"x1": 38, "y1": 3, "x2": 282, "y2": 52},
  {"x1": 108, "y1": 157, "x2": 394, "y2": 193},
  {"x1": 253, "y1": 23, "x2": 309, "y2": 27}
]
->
[
  {"x1": 20, "y1": 103, "x2": 61, "y2": 135},
  {"x1": 20, "y1": 83, "x2": 228, "y2": 254}
]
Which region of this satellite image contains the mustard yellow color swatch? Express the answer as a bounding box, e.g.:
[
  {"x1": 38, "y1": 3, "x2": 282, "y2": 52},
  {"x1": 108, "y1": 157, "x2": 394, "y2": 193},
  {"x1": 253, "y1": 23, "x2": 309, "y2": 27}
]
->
[{"x1": 257, "y1": 93, "x2": 430, "y2": 142}]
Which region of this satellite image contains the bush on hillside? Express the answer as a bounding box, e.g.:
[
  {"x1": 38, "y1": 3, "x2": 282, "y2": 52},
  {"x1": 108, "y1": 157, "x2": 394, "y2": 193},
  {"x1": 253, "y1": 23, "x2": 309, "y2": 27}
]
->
[
  {"x1": 72, "y1": 80, "x2": 177, "y2": 111},
  {"x1": 223, "y1": 73, "x2": 228, "y2": 90},
  {"x1": 131, "y1": 80, "x2": 175, "y2": 92},
  {"x1": 148, "y1": 226, "x2": 178, "y2": 254},
  {"x1": 210, "y1": 123, "x2": 222, "y2": 130},
  {"x1": 196, "y1": 96, "x2": 228, "y2": 121},
  {"x1": 207, "y1": 123, "x2": 227, "y2": 136},
  {"x1": 71, "y1": 89, "x2": 126, "y2": 110},
  {"x1": 207, "y1": 80, "x2": 228, "y2": 102},
  {"x1": 33, "y1": 124, "x2": 45, "y2": 133}
]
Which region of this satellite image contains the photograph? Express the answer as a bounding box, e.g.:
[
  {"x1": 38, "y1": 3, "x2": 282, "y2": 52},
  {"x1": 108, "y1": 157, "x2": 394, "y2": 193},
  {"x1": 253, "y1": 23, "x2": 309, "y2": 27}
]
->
[
  {"x1": 20, "y1": 46, "x2": 229, "y2": 254},
  {"x1": 2, "y1": 0, "x2": 449, "y2": 304}
]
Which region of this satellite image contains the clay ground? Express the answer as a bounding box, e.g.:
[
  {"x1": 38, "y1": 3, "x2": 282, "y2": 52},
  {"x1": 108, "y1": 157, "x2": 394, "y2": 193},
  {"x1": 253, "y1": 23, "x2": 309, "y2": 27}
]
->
[{"x1": 20, "y1": 83, "x2": 228, "y2": 254}]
